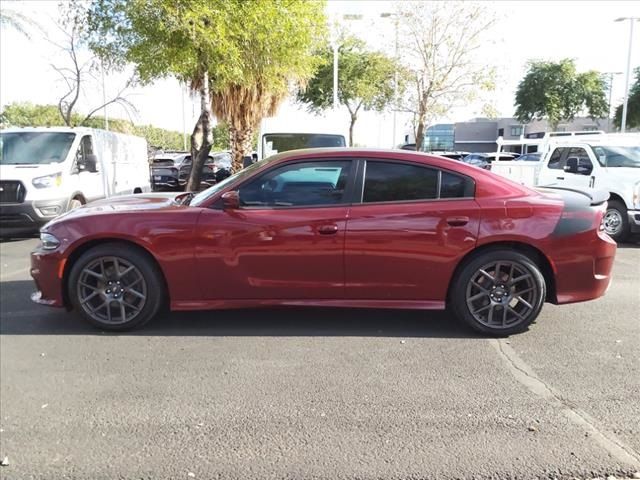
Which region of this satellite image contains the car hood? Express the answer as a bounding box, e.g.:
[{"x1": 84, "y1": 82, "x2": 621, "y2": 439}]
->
[{"x1": 44, "y1": 193, "x2": 186, "y2": 227}]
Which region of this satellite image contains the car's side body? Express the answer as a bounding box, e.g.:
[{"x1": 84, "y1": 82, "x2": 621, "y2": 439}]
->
[{"x1": 31, "y1": 149, "x2": 616, "y2": 320}]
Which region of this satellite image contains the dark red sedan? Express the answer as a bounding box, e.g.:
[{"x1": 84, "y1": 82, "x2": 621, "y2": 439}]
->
[{"x1": 30, "y1": 148, "x2": 616, "y2": 335}]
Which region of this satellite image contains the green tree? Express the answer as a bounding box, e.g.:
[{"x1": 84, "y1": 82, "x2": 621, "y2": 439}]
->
[
  {"x1": 396, "y1": 2, "x2": 496, "y2": 151},
  {"x1": 614, "y1": 67, "x2": 640, "y2": 131},
  {"x1": 0, "y1": 6, "x2": 40, "y2": 38},
  {"x1": 297, "y1": 37, "x2": 399, "y2": 146},
  {"x1": 515, "y1": 59, "x2": 608, "y2": 129},
  {"x1": 85, "y1": 0, "x2": 325, "y2": 190}
]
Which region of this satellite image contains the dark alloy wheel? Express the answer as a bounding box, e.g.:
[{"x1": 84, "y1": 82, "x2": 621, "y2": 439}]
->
[
  {"x1": 69, "y1": 243, "x2": 164, "y2": 330},
  {"x1": 450, "y1": 250, "x2": 546, "y2": 335}
]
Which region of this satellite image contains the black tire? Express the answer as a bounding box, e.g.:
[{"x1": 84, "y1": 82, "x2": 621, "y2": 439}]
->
[
  {"x1": 450, "y1": 250, "x2": 546, "y2": 336},
  {"x1": 603, "y1": 200, "x2": 629, "y2": 242},
  {"x1": 68, "y1": 243, "x2": 164, "y2": 331}
]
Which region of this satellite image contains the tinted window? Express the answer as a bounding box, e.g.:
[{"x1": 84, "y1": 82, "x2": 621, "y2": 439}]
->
[
  {"x1": 363, "y1": 162, "x2": 438, "y2": 203},
  {"x1": 240, "y1": 160, "x2": 352, "y2": 207},
  {"x1": 440, "y1": 171, "x2": 473, "y2": 198},
  {"x1": 547, "y1": 148, "x2": 567, "y2": 169}
]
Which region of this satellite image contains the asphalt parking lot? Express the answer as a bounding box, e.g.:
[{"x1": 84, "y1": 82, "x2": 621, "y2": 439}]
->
[{"x1": 0, "y1": 237, "x2": 639, "y2": 479}]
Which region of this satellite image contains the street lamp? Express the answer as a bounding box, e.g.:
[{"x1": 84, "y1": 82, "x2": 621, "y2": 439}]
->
[
  {"x1": 381, "y1": 12, "x2": 400, "y2": 148},
  {"x1": 603, "y1": 71, "x2": 623, "y2": 132},
  {"x1": 614, "y1": 17, "x2": 640, "y2": 133}
]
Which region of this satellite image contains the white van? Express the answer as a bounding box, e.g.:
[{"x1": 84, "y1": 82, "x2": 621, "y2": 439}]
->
[
  {"x1": 0, "y1": 127, "x2": 150, "y2": 236},
  {"x1": 257, "y1": 113, "x2": 348, "y2": 161},
  {"x1": 491, "y1": 133, "x2": 640, "y2": 241}
]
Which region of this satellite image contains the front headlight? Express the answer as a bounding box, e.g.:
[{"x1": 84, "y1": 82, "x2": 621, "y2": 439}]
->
[
  {"x1": 32, "y1": 172, "x2": 62, "y2": 189},
  {"x1": 40, "y1": 232, "x2": 60, "y2": 250},
  {"x1": 633, "y1": 181, "x2": 640, "y2": 209}
]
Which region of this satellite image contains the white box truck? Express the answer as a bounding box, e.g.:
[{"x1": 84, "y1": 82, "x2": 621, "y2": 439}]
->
[
  {"x1": 256, "y1": 112, "x2": 348, "y2": 161},
  {"x1": 0, "y1": 127, "x2": 150, "y2": 236},
  {"x1": 491, "y1": 132, "x2": 640, "y2": 241}
]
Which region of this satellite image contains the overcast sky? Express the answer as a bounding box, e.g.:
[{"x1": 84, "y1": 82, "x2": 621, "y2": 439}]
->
[{"x1": 1, "y1": 0, "x2": 639, "y2": 147}]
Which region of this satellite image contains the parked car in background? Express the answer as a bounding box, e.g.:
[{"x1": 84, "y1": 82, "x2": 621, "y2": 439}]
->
[
  {"x1": 151, "y1": 152, "x2": 189, "y2": 191},
  {"x1": 1, "y1": 127, "x2": 150, "y2": 237},
  {"x1": 516, "y1": 152, "x2": 542, "y2": 162},
  {"x1": 178, "y1": 151, "x2": 232, "y2": 190},
  {"x1": 462, "y1": 152, "x2": 520, "y2": 170},
  {"x1": 31, "y1": 148, "x2": 616, "y2": 336},
  {"x1": 429, "y1": 151, "x2": 470, "y2": 161}
]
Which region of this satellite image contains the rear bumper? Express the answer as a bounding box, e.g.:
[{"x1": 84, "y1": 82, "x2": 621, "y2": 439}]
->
[
  {"x1": 30, "y1": 247, "x2": 65, "y2": 308},
  {"x1": 550, "y1": 229, "x2": 617, "y2": 305},
  {"x1": 628, "y1": 209, "x2": 640, "y2": 234},
  {"x1": 0, "y1": 198, "x2": 68, "y2": 235}
]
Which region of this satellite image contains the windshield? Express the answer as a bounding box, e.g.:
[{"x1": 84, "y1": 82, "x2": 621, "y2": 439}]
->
[
  {"x1": 0, "y1": 132, "x2": 76, "y2": 165},
  {"x1": 592, "y1": 145, "x2": 640, "y2": 168},
  {"x1": 263, "y1": 133, "x2": 345, "y2": 158},
  {"x1": 190, "y1": 159, "x2": 267, "y2": 206}
]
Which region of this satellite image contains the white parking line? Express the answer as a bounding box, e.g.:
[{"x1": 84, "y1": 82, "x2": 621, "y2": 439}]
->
[{"x1": 490, "y1": 338, "x2": 640, "y2": 469}]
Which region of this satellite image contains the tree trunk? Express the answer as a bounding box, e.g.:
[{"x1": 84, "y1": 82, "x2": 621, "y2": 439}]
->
[
  {"x1": 349, "y1": 113, "x2": 357, "y2": 147},
  {"x1": 186, "y1": 72, "x2": 213, "y2": 192},
  {"x1": 228, "y1": 125, "x2": 255, "y2": 173},
  {"x1": 415, "y1": 118, "x2": 425, "y2": 151}
]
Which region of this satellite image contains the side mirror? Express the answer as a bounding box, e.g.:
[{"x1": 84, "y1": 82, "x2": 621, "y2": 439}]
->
[
  {"x1": 221, "y1": 190, "x2": 240, "y2": 210},
  {"x1": 564, "y1": 157, "x2": 579, "y2": 174}
]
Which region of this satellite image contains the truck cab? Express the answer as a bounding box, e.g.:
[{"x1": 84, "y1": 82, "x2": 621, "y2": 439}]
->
[{"x1": 536, "y1": 135, "x2": 640, "y2": 241}]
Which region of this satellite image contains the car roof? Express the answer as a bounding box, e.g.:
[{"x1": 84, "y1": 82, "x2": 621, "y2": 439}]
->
[{"x1": 262, "y1": 147, "x2": 488, "y2": 178}]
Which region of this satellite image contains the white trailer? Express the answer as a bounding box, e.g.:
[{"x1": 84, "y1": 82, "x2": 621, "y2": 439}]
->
[{"x1": 0, "y1": 127, "x2": 150, "y2": 235}]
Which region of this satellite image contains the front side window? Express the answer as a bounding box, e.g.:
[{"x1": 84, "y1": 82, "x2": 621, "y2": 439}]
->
[
  {"x1": 363, "y1": 162, "x2": 438, "y2": 203},
  {"x1": 239, "y1": 160, "x2": 352, "y2": 207},
  {"x1": 547, "y1": 147, "x2": 567, "y2": 169}
]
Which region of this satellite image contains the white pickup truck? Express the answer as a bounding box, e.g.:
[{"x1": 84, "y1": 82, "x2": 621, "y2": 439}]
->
[{"x1": 491, "y1": 133, "x2": 640, "y2": 241}]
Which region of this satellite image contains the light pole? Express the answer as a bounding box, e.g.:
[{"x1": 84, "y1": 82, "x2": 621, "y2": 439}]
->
[
  {"x1": 615, "y1": 17, "x2": 639, "y2": 133},
  {"x1": 603, "y1": 71, "x2": 623, "y2": 131},
  {"x1": 381, "y1": 12, "x2": 400, "y2": 148}
]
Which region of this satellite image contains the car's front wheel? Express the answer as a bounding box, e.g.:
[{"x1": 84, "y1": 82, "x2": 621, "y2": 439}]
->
[
  {"x1": 68, "y1": 243, "x2": 164, "y2": 331},
  {"x1": 450, "y1": 250, "x2": 546, "y2": 336}
]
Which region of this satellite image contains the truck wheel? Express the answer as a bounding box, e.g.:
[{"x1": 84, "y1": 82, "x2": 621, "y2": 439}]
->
[
  {"x1": 68, "y1": 243, "x2": 164, "y2": 331},
  {"x1": 603, "y1": 200, "x2": 629, "y2": 242},
  {"x1": 450, "y1": 250, "x2": 546, "y2": 336}
]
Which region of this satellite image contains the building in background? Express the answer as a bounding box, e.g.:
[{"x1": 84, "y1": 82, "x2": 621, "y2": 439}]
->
[{"x1": 417, "y1": 116, "x2": 612, "y2": 153}]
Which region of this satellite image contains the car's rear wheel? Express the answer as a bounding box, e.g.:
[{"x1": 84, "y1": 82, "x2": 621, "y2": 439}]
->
[
  {"x1": 450, "y1": 250, "x2": 546, "y2": 335},
  {"x1": 68, "y1": 243, "x2": 163, "y2": 331},
  {"x1": 603, "y1": 200, "x2": 629, "y2": 242}
]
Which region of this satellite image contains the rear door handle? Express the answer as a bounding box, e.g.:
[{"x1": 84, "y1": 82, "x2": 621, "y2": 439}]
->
[
  {"x1": 556, "y1": 176, "x2": 564, "y2": 180},
  {"x1": 446, "y1": 216, "x2": 469, "y2": 227},
  {"x1": 318, "y1": 224, "x2": 339, "y2": 235}
]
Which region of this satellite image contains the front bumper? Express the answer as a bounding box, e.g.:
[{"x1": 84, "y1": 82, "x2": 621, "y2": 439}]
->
[
  {"x1": 0, "y1": 198, "x2": 69, "y2": 235},
  {"x1": 30, "y1": 246, "x2": 66, "y2": 308},
  {"x1": 628, "y1": 209, "x2": 640, "y2": 234}
]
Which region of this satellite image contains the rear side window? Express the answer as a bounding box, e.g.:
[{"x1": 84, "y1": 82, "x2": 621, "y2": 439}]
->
[
  {"x1": 440, "y1": 171, "x2": 474, "y2": 198},
  {"x1": 363, "y1": 162, "x2": 438, "y2": 203}
]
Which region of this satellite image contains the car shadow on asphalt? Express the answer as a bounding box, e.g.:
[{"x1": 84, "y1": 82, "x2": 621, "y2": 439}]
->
[{"x1": 0, "y1": 280, "x2": 481, "y2": 339}]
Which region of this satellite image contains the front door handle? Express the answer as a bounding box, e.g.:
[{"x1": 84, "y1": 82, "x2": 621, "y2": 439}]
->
[
  {"x1": 446, "y1": 216, "x2": 469, "y2": 227},
  {"x1": 318, "y1": 224, "x2": 339, "y2": 235}
]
